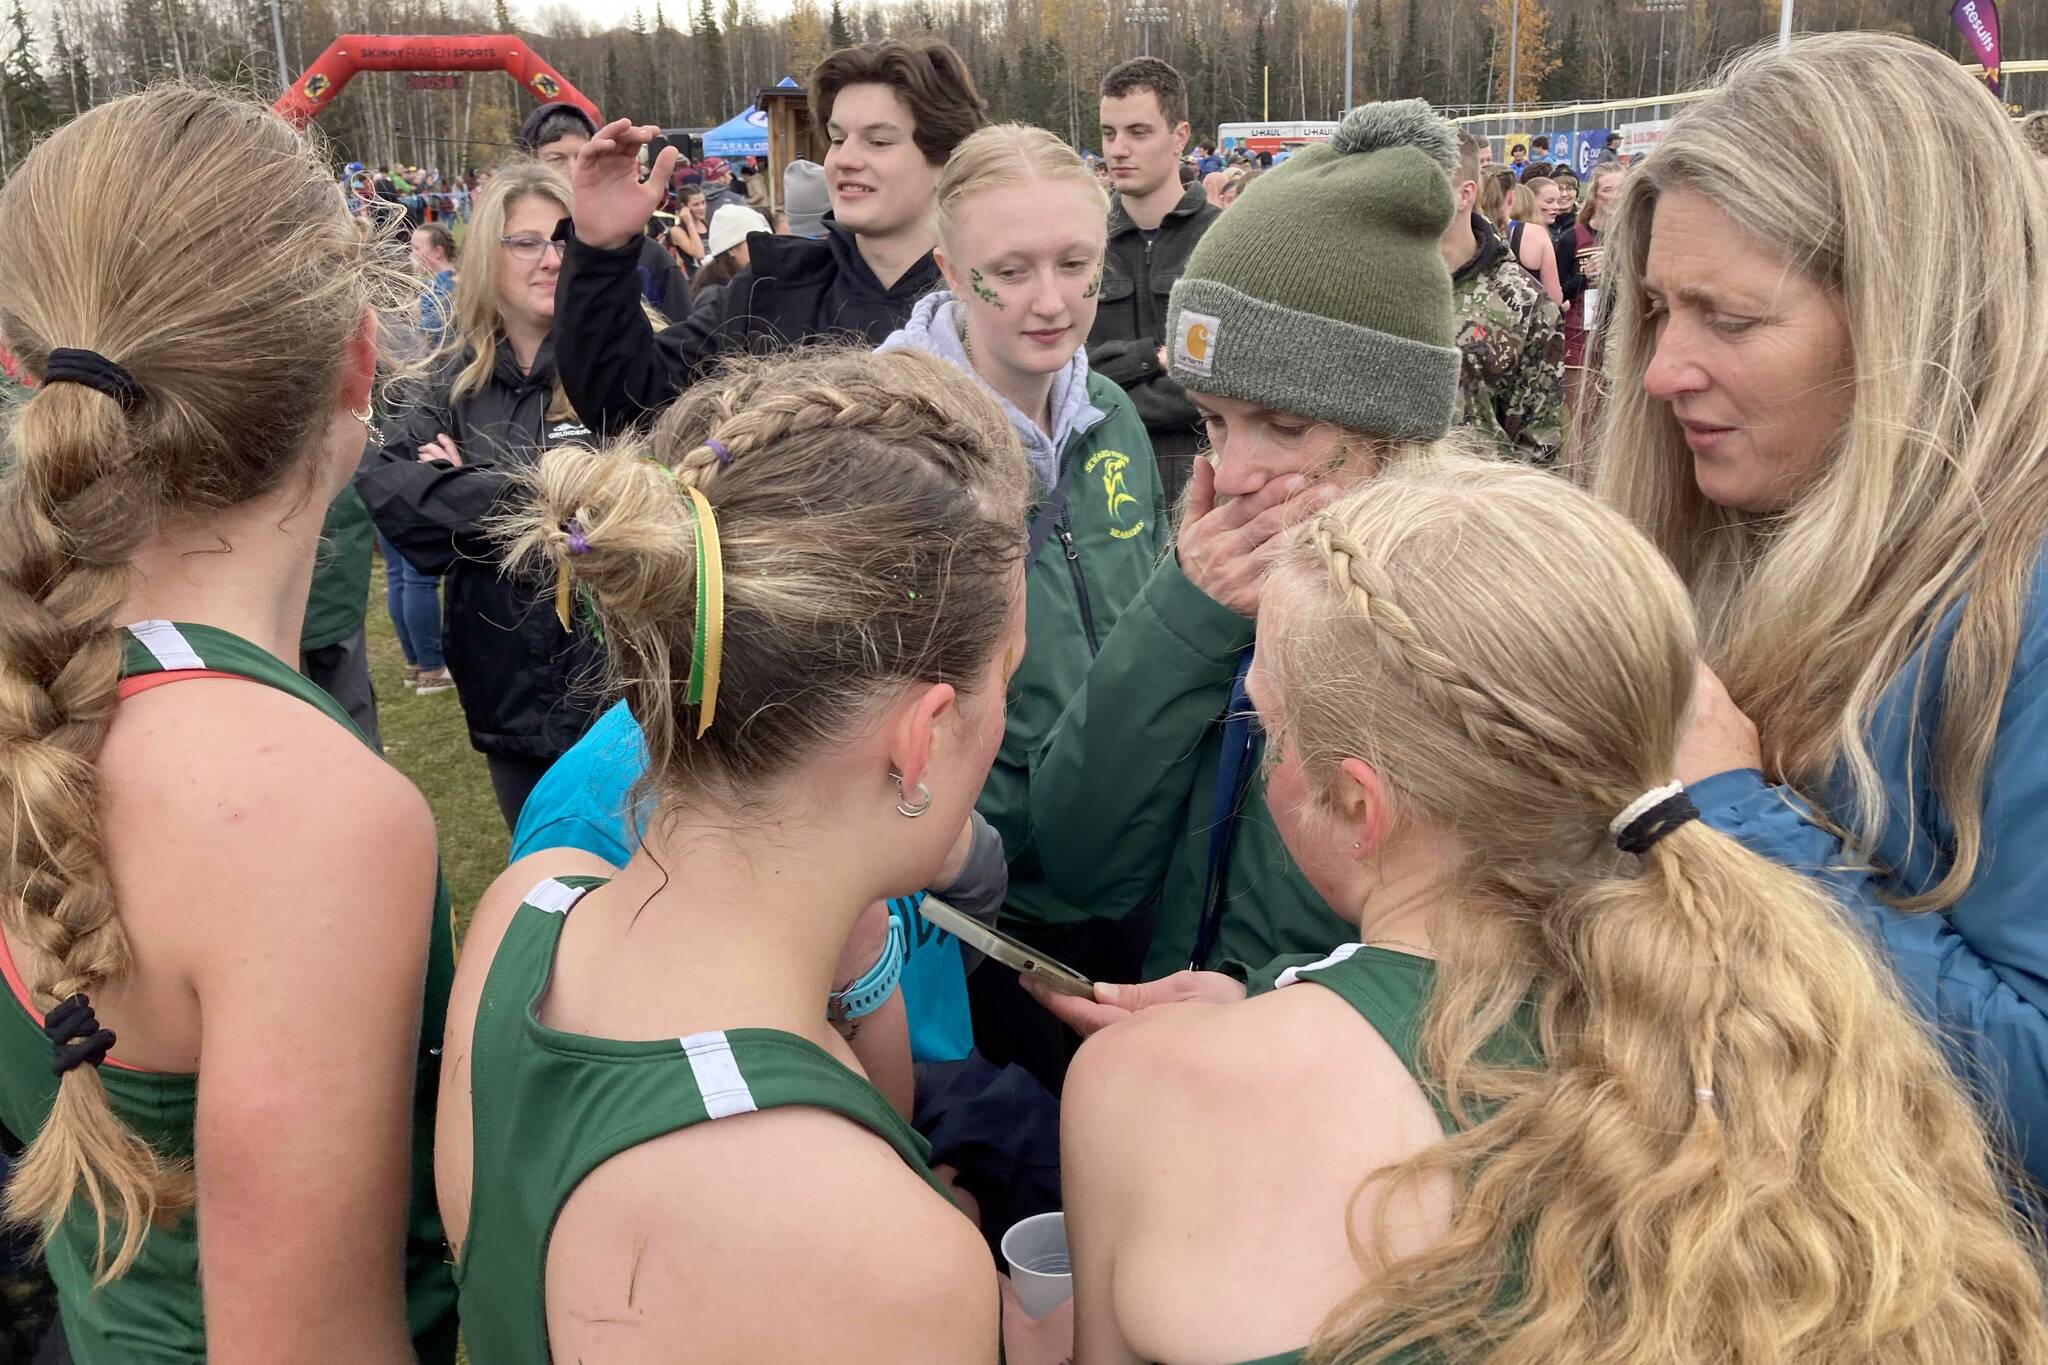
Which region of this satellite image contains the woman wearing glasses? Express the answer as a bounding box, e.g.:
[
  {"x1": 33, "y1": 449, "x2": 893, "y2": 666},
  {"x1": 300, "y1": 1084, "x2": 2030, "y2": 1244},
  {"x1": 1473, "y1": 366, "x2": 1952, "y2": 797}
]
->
[{"x1": 358, "y1": 161, "x2": 608, "y2": 830}]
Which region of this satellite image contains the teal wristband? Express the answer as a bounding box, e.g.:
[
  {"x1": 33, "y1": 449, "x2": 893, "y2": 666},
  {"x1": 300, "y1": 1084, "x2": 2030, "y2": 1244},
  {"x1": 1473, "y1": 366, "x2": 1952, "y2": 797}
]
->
[{"x1": 829, "y1": 901, "x2": 909, "y2": 1022}]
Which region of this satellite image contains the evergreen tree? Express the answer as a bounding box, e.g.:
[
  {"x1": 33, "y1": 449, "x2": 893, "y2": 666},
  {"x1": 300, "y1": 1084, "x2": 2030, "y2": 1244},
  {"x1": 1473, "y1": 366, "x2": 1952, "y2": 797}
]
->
[
  {"x1": 1395, "y1": 0, "x2": 1423, "y2": 97},
  {"x1": 695, "y1": 0, "x2": 728, "y2": 118},
  {"x1": 1251, "y1": 14, "x2": 1268, "y2": 118},
  {"x1": 603, "y1": 44, "x2": 624, "y2": 112},
  {"x1": 1542, "y1": 13, "x2": 1581, "y2": 102},
  {"x1": 2, "y1": 0, "x2": 52, "y2": 155},
  {"x1": 494, "y1": 0, "x2": 514, "y2": 32},
  {"x1": 49, "y1": 15, "x2": 82, "y2": 121},
  {"x1": 986, "y1": 50, "x2": 1011, "y2": 121},
  {"x1": 1176, "y1": 30, "x2": 1210, "y2": 138},
  {"x1": 1367, "y1": 0, "x2": 1386, "y2": 100},
  {"x1": 828, "y1": 0, "x2": 853, "y2": 51}
]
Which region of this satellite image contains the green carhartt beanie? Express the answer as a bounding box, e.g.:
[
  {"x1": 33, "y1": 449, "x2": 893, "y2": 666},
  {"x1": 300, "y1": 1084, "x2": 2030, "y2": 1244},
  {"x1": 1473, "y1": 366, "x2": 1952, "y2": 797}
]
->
[{"x1": 1166, "y1": 99, "x2": 1460, "y2": 441}]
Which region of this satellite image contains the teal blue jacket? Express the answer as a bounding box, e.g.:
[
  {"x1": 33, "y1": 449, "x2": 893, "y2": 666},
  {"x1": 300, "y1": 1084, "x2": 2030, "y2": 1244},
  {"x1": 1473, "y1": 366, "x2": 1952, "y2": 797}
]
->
[{"x1": 1688, "y1": 550, "x2": 2048, "y2": 1197}]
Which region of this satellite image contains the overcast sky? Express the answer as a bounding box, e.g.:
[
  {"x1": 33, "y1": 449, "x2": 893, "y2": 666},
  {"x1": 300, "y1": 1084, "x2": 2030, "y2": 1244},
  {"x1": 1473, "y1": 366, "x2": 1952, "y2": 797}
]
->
[{"x1": 525, "y1": 0, "x2": 788, "y2": 33}]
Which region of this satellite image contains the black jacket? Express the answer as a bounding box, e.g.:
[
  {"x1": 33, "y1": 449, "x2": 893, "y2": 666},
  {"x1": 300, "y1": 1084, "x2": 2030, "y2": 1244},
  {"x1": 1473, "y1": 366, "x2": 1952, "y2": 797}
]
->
[
  {"x1": 1086, "y1": 180, "x2": 1221, "y2": 465},
  {"x1": 635, "y1": 235, "x2": 690, "y2": 319},
  {"x1": 1550, "y1": 213, "x2": 1589, "y2": 303},
  {"x1": 355, "y1": 337, "x2": 605, "y2": 761},
  {"x1": 554, "y1": 216, "x2": 942, "y2": 436}
]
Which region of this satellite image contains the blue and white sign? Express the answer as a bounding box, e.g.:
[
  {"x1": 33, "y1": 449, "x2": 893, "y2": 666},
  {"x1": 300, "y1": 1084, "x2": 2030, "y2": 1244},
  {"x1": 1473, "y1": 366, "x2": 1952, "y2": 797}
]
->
[
  {"x1": 1574, "y1": 130, "x2": 1609, "y2": 177},
  {"x1": 702, "y1": 104, "x2": 770, "y2": 158},
  {"x1": 1547, "y1": 130, "x2": 1574, "y2": 167}
]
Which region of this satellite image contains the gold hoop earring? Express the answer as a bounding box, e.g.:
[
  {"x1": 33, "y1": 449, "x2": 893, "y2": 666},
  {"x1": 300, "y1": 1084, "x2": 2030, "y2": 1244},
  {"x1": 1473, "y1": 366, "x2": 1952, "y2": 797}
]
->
[
  {"x1": 350, "y1": 402, "x2": 379, "y2": 442},
  {"x1": 890, "y1": 769, "x2": 932, "y2": 819}
]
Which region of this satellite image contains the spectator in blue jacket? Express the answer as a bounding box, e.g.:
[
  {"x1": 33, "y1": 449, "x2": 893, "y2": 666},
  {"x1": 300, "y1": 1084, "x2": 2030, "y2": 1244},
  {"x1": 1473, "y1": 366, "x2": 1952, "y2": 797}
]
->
[
  {"x1": 409, "y1": 221, "x2": 458, "y2": 348},
  {"x1": 1595, "y1": 34, "x2": 2048, "y2": 1197}
]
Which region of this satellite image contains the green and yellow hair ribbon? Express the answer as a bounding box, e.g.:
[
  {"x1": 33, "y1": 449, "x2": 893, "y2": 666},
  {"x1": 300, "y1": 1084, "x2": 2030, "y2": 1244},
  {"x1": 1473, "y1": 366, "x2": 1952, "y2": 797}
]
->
[
  {"x1": 553, "y1": 557, "x2": 575, "y2": 631},
  {"x1": 681, "y1": 484, "x2": 725, "y2": 736}
]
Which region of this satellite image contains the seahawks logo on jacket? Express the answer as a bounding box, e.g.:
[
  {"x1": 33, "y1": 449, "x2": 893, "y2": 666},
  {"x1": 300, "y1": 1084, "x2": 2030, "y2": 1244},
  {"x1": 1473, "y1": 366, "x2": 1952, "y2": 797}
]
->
[
  {"x1": 545, "y1": 420, "x2": 594, "y2": 449},
  {"x1": 1084, "y1": 450, "x2": 1146, "y2": 541}
]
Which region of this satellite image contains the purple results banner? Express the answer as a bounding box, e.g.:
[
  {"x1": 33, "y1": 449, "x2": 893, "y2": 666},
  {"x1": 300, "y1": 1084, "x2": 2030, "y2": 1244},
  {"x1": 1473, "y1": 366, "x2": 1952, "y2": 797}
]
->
[{"x1": 1952, "y1": 0, "x2": 2003, "y2": 100}]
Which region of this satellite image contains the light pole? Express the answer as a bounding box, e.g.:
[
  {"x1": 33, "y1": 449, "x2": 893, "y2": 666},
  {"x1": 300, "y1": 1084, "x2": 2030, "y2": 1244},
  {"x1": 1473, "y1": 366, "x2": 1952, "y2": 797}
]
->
[
  {"x1": 269, "y1": 0, "x2": 291, "y2": 90},
  {"x1": 1507, "y1": 0, "x2": 1520, "y2": 117},
  {"x1": 1344, "y1": 0, "x2": 1355, "y2": 112},
  {"x1": 1779, "y1": 0, "x2": 1794, "y2": 48},
  {"x1": 1127, "y1": 5, "x2": 1171, "y2": 59},
  {"x1": 1633, "y1": 0, "x2": 1684, "y2": 116}
]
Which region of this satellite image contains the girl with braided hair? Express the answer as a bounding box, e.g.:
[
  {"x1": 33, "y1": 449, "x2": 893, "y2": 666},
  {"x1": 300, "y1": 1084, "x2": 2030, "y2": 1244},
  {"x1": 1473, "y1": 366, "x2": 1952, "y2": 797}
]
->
[
  {"x1": 1062, "y1": 456, "x2": 2048, "y2": 1365},
  {"x1": 438, "y1": 347, "x2": 1042, "y2": 1363},
  {"x1": 0, "y1": 89, "x2": 458, "y2": 1361}
]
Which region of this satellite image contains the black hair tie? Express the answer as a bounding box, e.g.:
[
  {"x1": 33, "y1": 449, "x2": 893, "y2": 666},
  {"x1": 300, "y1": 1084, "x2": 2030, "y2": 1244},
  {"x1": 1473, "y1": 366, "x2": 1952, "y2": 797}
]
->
[
  {"x1": 1612, "y1": 782, "x2": 1702, "y2": 856},
  {"x1": 44, "y1": 993, "x2": 117, "y2": 1076},
  {"x1": 42, "y1": 348, "x2": 144, "y2": 411}
]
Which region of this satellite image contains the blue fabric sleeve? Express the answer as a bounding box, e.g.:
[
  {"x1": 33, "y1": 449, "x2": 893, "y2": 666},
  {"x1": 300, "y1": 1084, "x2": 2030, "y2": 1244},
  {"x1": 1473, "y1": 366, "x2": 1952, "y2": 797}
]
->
[
  {"x1": 507, "y1": 809, "x2": 630, "y2": 867},
  {"x1": 1689, "y1": 762, "x2": 2048, "y2": 1187}
]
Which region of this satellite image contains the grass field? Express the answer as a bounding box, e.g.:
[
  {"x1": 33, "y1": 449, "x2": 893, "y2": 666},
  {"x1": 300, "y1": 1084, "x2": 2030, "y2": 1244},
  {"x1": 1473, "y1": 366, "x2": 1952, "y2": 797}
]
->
[
  {"x1": 362, "y1": 562, "x2": 506, "y2": 938},
  {"x1": 364, "y1": 563, "x2": 497, "y2": 1365}
]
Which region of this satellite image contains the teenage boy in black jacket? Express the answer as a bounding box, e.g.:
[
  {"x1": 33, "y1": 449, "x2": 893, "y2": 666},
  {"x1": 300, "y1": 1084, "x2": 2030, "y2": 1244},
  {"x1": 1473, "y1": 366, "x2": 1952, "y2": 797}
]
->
[
  {"x1": 552, "y1": 38, "x2": 985, "y2": 436},
  {"x1": 520, "y1": 102, "x2": 689, "y2": 320},
  {"x1": 1088, "y1": 58, "x2": 1219, "y2": 509}
]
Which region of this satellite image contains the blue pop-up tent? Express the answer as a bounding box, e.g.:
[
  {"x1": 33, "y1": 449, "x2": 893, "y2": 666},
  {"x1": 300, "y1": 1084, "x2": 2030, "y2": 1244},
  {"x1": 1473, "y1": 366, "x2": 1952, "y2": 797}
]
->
[{"x1": 702, "y1": 103, "x2": 770, "y2": 158}]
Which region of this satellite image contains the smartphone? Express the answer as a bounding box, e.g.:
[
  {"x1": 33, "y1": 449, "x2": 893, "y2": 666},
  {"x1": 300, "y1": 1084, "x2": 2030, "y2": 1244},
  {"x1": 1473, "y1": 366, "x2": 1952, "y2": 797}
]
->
[{"x1": 917, "y1": 894, "x2": 1096, "y2": 1000}]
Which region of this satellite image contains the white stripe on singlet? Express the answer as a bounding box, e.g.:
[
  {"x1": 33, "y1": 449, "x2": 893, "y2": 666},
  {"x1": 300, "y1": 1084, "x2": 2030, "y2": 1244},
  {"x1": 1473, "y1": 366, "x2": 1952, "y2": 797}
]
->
[
  {"x1": 124, "y1": 619, "x2": 205, "y2": 671},
  {"x1": 1272, "y1": 940, "x2": 1369, "y2": 991},
  {"x1": 681, "y1": 1030, "x2": 759, "y2": 1120},
  {"x1": 525, "y1": 878, "x2": 594, "y2": 916}
]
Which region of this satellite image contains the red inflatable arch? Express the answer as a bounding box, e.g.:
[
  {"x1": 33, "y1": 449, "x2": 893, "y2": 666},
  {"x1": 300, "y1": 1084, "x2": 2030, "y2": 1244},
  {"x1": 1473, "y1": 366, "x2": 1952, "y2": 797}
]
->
[{"x1": 273, "y1": 34, "x2": 598, "y2": 130}]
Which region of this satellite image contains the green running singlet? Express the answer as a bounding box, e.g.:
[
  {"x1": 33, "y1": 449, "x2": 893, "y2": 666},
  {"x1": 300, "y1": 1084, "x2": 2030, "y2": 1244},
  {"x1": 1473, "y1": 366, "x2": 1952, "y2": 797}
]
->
[
  {"x1": 455, "y1": 875, "x2": 956, "y2": 1364},
  {"x1": 0, "y1": 620, "x2": 459, "y2": 1364},
  {"x1": 1180, "y1": 943, "x2": 1542, "y2": 1365}
]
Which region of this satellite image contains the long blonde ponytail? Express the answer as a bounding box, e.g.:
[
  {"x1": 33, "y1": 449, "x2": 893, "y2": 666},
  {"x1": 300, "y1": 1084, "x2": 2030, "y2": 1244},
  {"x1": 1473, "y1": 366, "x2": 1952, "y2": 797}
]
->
[
  {"x1": 1253, "y1": 456, "x2": 2048, "y2": 1363},
  {"x1": 0, "y1": 86, "x2": 407, "y2": 1279}
]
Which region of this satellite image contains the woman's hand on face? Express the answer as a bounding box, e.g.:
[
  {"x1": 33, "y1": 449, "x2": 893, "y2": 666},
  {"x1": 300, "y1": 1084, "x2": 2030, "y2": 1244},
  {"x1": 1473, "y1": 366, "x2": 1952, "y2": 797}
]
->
[
  {"x1": 1022, "y1": 970, "x2": 1247, "y2": 1038},
  {"x1": 1176, "y1": 458, "x2": 1334, "y2": 618},
  {"x1": 1674, "y1": 660, "x2": 1763, "y2": 785},
  {"x1": 417, "y1": 433, "x2": 461, "y2": 465}
]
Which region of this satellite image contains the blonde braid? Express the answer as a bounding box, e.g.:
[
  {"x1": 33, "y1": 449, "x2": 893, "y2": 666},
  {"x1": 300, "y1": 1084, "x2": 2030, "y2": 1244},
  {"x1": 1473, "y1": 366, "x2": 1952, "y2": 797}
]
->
[
  {"x1": 671, "y1": 383, "x2": 1010, "y2": 491},
  {"x1": 0, "y1": 387, "x2": 196, "y2": 1279},
  {"x1": 1314, "y1": 518, "x2": 1735, "y2": 1121},
  {"x1": 501, "y1": 347, "x2": 1029, "y2": 804},
  {"x1": 1312, "y1": 520, "x2": 1636, "y2": 813},
  {"x1": 0, "y1": 84, "x2": 409, "y2": 1281}
]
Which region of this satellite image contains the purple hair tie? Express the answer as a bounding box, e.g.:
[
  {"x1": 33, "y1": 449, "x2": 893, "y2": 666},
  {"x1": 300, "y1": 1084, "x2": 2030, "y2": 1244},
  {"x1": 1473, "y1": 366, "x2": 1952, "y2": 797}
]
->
[
  {"x1": 707, "y1": 438, "x2": 732, "y2": 465},
  {"x1": 564, "y1": 518, "x2": 591, "y2": 555}
]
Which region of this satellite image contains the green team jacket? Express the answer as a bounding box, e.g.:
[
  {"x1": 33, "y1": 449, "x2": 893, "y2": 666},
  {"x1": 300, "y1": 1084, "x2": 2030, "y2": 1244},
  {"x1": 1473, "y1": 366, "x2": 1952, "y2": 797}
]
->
[
  {"x1": 1029, "y1": 554, "x2": 1352, "y2": 977},
  {"x1": 981, "y1": 371, "x2": 1171, "y2": 929}
]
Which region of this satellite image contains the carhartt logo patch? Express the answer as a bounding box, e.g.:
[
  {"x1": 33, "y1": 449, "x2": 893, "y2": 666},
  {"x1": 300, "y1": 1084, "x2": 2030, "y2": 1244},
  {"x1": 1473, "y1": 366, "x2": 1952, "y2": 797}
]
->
[{"x1": 1175, "y1": 310, "x2": 1218, "y2": 377}]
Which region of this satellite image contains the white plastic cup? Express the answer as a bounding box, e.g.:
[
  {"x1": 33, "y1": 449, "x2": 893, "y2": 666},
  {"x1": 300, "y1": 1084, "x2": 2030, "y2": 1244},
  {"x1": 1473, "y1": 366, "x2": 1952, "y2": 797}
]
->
[{"x1": 1001, "y1": 1211, "x2": 1073, "y2": 1319}]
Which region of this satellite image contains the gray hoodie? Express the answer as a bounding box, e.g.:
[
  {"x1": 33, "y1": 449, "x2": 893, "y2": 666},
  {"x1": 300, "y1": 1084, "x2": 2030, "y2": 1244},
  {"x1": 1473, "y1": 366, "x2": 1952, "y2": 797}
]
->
[{"x1": 876, "y1": 291, "x2": 1104, "y2": 495}]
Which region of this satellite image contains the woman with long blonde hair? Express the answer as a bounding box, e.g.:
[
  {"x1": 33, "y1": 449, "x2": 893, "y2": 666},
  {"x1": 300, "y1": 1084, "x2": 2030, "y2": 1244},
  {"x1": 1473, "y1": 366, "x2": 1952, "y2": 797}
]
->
[
  {"x1": 0, "y1": 86, "x2": 457, "y2": 1362},
  {"x1": 358, "y1": 159, "x2": 608, "y2": 830},
  {"x1": 1595, "y1": 31, "x2": 2048, "y2": 1198},
  {"x1": 1063, "y1": 457, "x2": 2048, "y2": 1365}
]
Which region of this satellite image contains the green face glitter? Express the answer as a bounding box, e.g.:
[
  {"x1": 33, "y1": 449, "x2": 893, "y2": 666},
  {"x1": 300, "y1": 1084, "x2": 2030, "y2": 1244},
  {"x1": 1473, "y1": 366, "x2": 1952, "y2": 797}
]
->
[{"x1": 969, "y1": 267, "x2": 1005, "y2": 310}]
